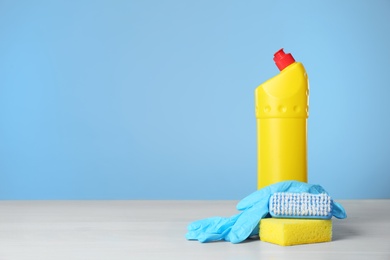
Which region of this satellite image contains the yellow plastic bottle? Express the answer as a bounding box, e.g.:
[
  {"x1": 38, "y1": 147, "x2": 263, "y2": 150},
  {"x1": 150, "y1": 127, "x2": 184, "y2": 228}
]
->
[{"x1": 255, "y1": 49, "x2": 309, "y2": 189}]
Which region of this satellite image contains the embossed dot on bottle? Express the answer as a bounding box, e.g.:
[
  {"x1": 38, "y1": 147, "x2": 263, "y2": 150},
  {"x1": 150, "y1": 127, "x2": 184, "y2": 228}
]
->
[
  {"x1": 278, "y1": 105, "x2": 287, "y2": 113},
  {"x1": 293, "y1": 105, "x2": 301, "y2": 112},
  {"x1": 264, "y1": 105, "x2": 271, "y2": 113}
]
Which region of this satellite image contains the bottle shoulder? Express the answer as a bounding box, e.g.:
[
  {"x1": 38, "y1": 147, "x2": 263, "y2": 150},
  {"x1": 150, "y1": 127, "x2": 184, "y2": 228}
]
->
[
  {"x1": 255, "y1": 62, "x2": 309, "y2": 118},
  {"x1": 255, "y1": 62, "x2": 308, "y2": 98}
]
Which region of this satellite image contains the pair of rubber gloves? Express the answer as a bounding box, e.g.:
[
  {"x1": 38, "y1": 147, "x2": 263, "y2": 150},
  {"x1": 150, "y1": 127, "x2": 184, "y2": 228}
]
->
[{"x1": 185, "y1": 181, "x2": 347, "y2": 244}]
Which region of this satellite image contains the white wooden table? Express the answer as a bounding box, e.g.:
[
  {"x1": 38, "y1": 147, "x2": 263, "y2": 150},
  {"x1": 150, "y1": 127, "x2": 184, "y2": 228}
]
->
[{"x1": 0, "y1": 200, "x2": 389, "y2": 260}]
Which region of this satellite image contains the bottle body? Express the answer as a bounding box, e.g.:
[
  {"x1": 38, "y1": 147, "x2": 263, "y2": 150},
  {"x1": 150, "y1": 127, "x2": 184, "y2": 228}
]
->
[{"x1": 255, "y1": 61, "x2": 309, "y2": 189}]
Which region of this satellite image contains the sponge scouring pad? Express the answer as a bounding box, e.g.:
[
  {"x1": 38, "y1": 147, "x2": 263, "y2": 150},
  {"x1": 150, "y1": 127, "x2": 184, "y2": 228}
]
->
[{"x1": 259, "y1": 218, "x2": 332, "y2": 246}]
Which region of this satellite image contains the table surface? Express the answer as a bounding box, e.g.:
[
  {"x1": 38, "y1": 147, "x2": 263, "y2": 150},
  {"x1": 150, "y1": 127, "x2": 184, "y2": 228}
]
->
[{"x1": 0, "y1": 200, "x2": 389, "y2": 260}]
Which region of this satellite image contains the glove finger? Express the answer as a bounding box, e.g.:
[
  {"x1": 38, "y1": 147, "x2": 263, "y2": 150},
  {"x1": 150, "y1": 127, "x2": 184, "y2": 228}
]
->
[
  {"x1": 197, "y1": 228, "x2": 231, "y2": 243},
  {"x1": 186, "y1": 218, "x2": 238, "y2": 243},
  {"x1": 188, "y1": 213, "x2": 242, "y2": 231},
  {"x1": 185, "y1": 230, "x2": 202, "y2": 240},
  {"x1": 186, "y1": 230, "x2": 225, "y2": 242},
  {"x1": 237, "y1": 181, "x2": 329, "y2": 211},
  {"x1": 215, "y1": 214, "x2": 241, "y2": 233},
  {"x1": 186, "y1": 226, "x2": 224, "y2": 241},
  {"x1": 186, "y1": 213, "x2": 242, "y2": 242},
  {"x1": 187, "y1": 217, "x2": 223, "y2": 231},
  {"x1": 332, "y1": 201, "x2": 347, "y2": 219},
  {"x1": 228, "y1": 200, "x2": 269, "y2": 243}
]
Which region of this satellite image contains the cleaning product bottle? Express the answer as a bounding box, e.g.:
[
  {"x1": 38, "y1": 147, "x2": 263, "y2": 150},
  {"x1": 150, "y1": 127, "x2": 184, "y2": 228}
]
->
[{"x1": 255, "y1": 49, "x2": 309, "y2": 189}]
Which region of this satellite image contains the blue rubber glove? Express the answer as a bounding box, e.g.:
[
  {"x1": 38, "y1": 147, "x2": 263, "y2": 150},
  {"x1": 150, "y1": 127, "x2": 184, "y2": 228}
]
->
[{"x1": 186, "y1": 180, "x2": 347, "y2": 244}]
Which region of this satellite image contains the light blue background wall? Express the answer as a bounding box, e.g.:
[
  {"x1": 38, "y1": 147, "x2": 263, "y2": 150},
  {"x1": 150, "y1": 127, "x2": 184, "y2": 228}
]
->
[{"x1": 1, "y1": 1, "x2": 389, "y2": 200}]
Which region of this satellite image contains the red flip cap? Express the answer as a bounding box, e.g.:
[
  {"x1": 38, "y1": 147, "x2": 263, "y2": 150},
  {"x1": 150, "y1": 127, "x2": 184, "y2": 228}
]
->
[{"x1": 273, "y1": 48, "x2": 295, "y2": 71}]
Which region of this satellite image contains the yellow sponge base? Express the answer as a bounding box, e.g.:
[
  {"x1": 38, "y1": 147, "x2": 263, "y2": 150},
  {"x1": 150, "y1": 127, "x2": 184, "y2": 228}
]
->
[{"x1": 260, "y1": 218, "x2": 332, "y2": 246}]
